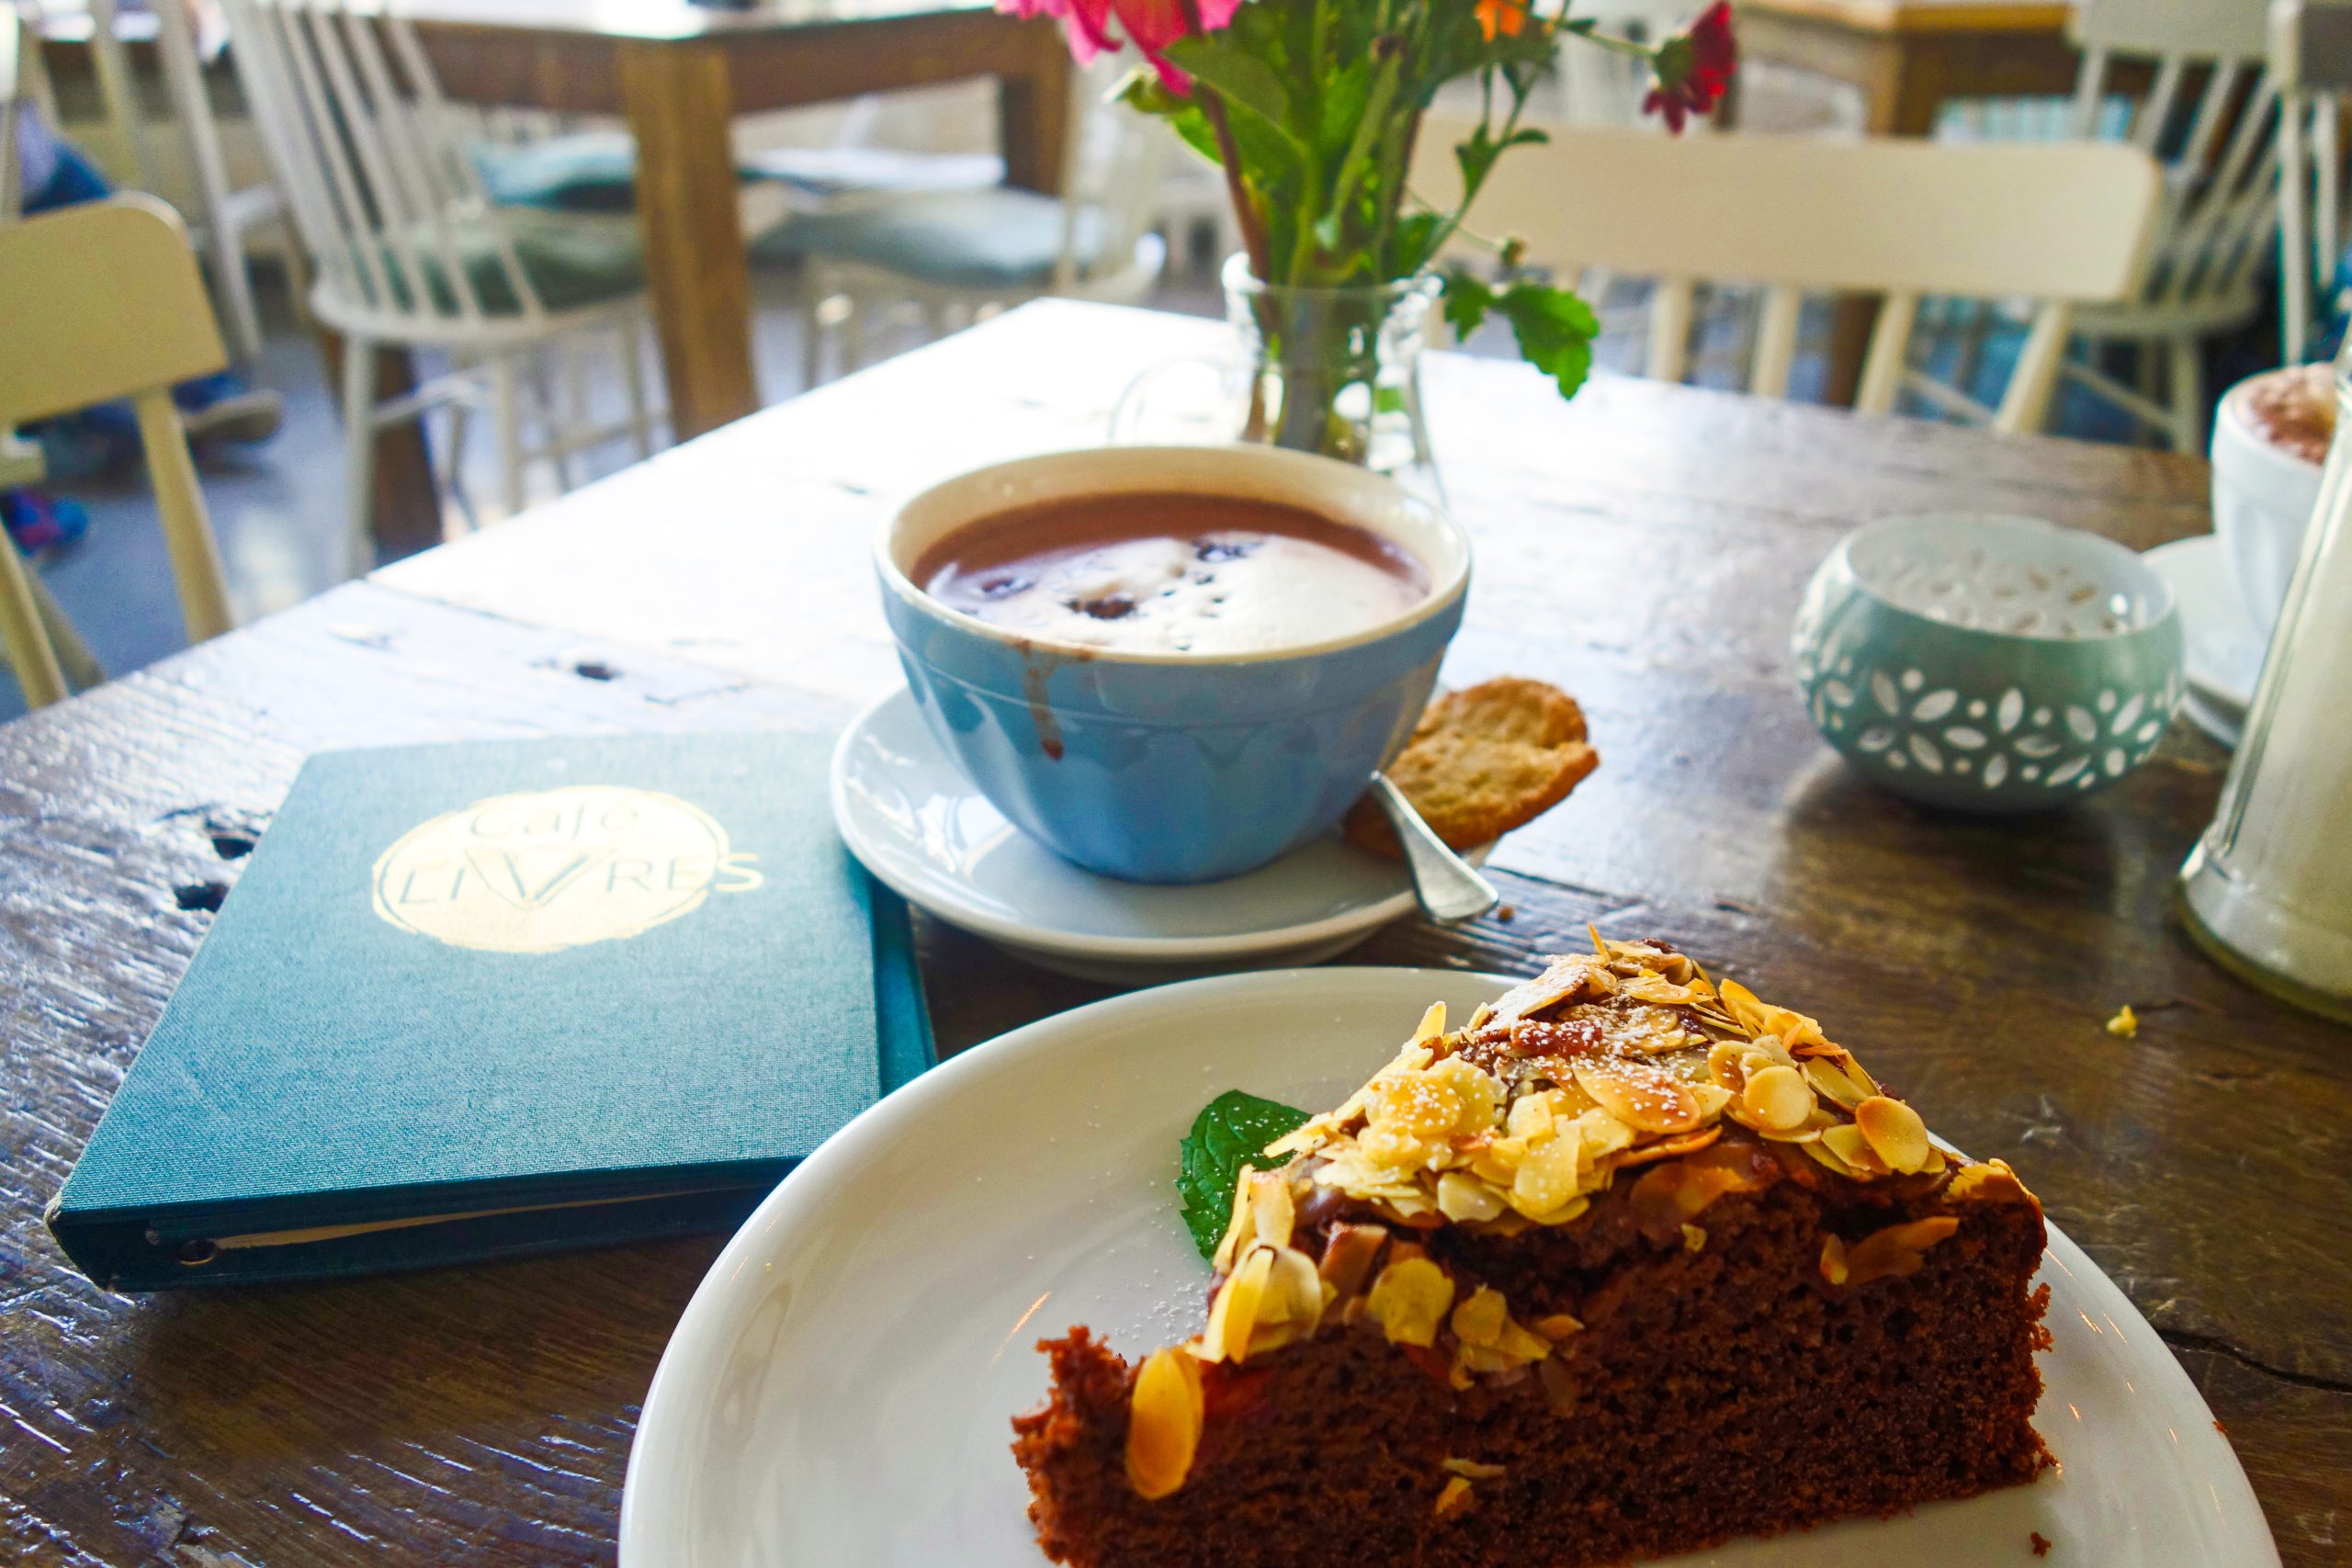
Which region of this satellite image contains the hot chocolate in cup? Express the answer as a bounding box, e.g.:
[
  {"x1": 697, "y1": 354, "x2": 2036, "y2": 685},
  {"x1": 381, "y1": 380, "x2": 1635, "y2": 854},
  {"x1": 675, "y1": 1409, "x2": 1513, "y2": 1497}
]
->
[{"x1": 876, "y1": 446, "x2": 1472, "y2": 884}]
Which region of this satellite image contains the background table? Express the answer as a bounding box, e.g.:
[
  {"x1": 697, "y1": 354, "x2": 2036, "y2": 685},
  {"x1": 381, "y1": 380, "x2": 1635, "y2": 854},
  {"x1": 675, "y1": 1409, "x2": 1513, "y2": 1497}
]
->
[
  {"x1": 30, "y1": 0, "x2": 1074, "y2": 551},
  {"x1": 1738, "y1": 1, "x2": 2081, "y2": 137},
  {"x1": 401, "y1": 0, "x2": 1073, "y2": 443},
  {"x1": 2, "y1": 303, "x2": 2345, "y2": 1565}
]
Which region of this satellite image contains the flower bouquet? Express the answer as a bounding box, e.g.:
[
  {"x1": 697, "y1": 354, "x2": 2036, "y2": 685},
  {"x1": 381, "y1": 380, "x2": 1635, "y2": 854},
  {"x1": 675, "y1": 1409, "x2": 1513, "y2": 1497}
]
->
[{"x1": 1007, "y1": 0, "x2": 1736, "y2": 467}]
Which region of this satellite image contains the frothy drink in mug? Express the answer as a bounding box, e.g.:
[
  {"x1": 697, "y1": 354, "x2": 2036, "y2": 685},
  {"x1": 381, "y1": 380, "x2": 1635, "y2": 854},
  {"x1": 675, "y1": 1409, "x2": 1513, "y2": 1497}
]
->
[{"x1": 912, "y1": 492, "x2": 1430, "y2": 656}]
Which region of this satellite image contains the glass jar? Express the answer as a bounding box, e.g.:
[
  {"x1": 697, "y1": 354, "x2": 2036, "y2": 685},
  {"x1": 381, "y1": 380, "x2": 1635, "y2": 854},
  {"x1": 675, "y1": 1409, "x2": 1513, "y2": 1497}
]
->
[
  {"x1": 1224, "y1": 255, "x2": 1440, "y2": 480},
  {"x1": 2178, "y1": 338, "x2": 2352, "y2": 1021},
  {"x1": 1111, "y1": 255, "x2": 1441, "y2": 495}
]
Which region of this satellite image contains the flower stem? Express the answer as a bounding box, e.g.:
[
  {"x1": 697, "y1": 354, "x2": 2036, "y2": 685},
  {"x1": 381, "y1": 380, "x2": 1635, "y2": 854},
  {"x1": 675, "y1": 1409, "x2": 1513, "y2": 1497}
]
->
[
  {"x1": 1176, "y1": 0, "x2": 1273, "y2": 281},
  {"x1": 1200, "y1": 88, "x2": 1273, "y2": 280}
]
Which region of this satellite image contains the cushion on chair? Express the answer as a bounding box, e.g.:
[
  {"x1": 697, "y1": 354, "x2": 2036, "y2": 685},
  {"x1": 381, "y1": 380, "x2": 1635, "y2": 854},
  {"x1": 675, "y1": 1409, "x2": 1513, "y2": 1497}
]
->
[
  {"x1": 469, "y1": 132, "x2": 774, "y2": 214},
  {"x1": 738, "y1": 145, "x2": 1007, "y2": 201},
  {"x1": 470, "y1": 132, "x2": 645, "y2": 213},
  {"x1": 752, "y1": 187, "x2": 1106, "y2": 290},
  {"x1": 375, "y1": 208, "x2": 644, "y2": 316}
]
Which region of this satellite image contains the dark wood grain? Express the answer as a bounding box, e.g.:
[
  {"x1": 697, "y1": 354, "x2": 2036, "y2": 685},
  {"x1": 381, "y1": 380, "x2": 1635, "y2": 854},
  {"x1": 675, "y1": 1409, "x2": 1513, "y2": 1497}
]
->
[{"x1": 4, "y1": 302, "x2": 2345, "y2": 1565}]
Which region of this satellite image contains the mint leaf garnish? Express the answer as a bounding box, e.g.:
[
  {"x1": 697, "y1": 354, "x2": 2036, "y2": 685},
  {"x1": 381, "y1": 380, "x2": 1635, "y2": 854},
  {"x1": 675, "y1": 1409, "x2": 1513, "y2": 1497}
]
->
[{"x1": 1177, "y1": 1090, "x2": 1311, "y2": 1259}]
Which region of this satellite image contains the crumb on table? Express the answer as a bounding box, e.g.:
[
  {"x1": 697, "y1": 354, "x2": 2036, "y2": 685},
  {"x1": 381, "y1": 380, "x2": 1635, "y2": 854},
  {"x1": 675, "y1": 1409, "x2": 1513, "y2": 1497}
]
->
[
  {"x1": 2030, "y1": 1530, "x2": 2052, "y2": 1556},
  {"x1": 1496, "y1": 905, "x2": 1516, "y2": 922},
  {"x1": 2103, "y1": 1004, "x2": 2138, "y2": 1039}
]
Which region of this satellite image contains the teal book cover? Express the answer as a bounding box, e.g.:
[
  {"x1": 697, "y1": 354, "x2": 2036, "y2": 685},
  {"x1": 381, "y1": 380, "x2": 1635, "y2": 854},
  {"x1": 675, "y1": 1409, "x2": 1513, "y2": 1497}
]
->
[{"x1": 47, "y1": 730, "x2": 933, "y2": 1292}]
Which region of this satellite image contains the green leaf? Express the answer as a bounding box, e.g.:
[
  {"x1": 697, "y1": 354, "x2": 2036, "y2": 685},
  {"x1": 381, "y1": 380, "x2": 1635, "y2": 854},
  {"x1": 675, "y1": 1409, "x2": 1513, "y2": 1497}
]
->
[
  {"x1": 1175, "y1": 1090, "x2": 1311, "y2": 1258},
  {"x1": 1168, "y1": 35, "x2": 1301, "y2": 145},
  {"x1": 1493, "y1": 280, "x2": 1600, "y2": 398},
  {"x1": 1439, "y1": 266, "x2": 1498, "y2": 340},
  {"x1": 1393, "y1": 209, "x2": 1445, "y2": 275}
]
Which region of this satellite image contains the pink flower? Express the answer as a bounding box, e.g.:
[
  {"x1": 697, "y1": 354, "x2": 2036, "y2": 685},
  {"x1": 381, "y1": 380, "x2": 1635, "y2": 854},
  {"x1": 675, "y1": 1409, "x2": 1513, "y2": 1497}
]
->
[
  {"x1": 1001, "y1": 0, "x2": 1240, "y2": 91},
  {"x1": 1644, "y1": 1, "x2": 1736, "y2": 133}
]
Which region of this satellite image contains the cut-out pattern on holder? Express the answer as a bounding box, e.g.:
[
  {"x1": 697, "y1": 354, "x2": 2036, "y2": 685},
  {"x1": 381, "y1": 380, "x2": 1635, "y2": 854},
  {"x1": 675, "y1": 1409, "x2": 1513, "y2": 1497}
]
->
[{"x1": 1792, "y1": 626, "x2": 2181, "y2": 803}]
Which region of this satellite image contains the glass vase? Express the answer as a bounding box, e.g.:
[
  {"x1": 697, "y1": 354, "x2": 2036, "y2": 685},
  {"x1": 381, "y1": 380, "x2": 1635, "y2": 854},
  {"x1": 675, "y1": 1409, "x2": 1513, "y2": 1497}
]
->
[
  {"x1": 1223, "y1": 254, "x2": 1442, "y2": 485},
  {"x1": 1109, "y1": 256, "x2": 1442, "y2": 495}
]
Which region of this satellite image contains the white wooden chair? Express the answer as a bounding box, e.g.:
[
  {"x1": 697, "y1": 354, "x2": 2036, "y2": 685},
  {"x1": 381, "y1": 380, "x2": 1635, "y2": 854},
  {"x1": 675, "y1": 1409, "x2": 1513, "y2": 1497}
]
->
[
  {"x1": 2, "y1": 4, "x2": 53, "y2": 488},
  {"x1": 1413, "y1": 119, "x2": 2164, "y2": 433},
  {"x1": 0, "y1": 195, "x2": 236, "y2": 709},
  {"x1": 220, "y1": 0, "x2": 660, "y2": 565},
  {"x1": 149, "y1": 0, "x2": 291, "y2": 365},
  {"x1": 0, "y1": 3, "x2": 96, "y2": 694},
  {"x1": 2059, "y1": 0, "x2": 2283, "y2": 449},
  {"x1": 762, "y1": 60, "x2": 1171, "y2": 386},
  {"x1": 2270, "y1": 0, "x2": 2352, "y2": 361}
]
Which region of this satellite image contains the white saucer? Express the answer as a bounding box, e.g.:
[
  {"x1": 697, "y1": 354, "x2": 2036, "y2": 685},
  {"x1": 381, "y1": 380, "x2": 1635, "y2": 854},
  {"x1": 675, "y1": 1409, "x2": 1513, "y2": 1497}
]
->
[
  {"x1": 829, "y1": 687, "x2": 1475, "y2": 983},
  {"x1": 2144, "y1": 536, "x2": 2266, "y2": 746},
  {"x1": 620, "y1": 967, "x2": 2279, "y2": 1568}
]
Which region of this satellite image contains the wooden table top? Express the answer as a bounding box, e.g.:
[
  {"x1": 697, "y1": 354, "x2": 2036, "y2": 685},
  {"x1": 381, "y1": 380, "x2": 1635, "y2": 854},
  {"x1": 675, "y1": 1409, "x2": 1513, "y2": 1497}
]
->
[
  {"x1": 3, "y1": 302, "x2": 2344, "y2": 1565},
  {"x1": 1736, "y1": 0, "x2": 2072, "y2": 36},
  {"x1": 383, "y1": 0, "x2": 996, "y2": 42}
]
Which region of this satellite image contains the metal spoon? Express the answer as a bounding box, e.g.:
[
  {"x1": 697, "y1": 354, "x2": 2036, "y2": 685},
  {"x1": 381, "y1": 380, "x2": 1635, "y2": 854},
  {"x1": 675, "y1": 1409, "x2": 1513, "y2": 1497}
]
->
[{"x1": 1367, "y1": 773, "x2": 1500, "y2": 924}]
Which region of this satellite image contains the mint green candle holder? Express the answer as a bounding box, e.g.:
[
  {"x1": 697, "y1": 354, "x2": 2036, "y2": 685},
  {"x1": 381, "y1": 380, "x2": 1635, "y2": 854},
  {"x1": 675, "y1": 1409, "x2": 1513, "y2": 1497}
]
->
[{"x1": 1792, "y1": 514, "x2": 2185, "y2": 812}]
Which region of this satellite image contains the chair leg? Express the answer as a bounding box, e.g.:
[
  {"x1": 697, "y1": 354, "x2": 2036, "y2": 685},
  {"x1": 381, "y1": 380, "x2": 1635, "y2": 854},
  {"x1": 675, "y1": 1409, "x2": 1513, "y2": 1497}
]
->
[
  {"x1": 278, "y1": 228, "x2": 317, "y2": 333},
  {"x1": 209, "y1": 222, "x2": 267, "y2": 367},
  {"x1": 842, "y1": 298, "x2": 865, "y2": 375},
  {"x1": 490, "y1": 354, "x2": 526, "y2": 519},
  {"x1": 32, "y1": 575, "x2": 105, "y2": 691},
  {"x1": 800, "y1": 288, "x2": 825, "y2": 393},
  {"x1": 440, "y1": 378, "x2": 478, "y2": 537},
  {"x1": 2167, "y1": 334, "x2": 2207, "y2": 455},
  {"x1": 527, "y1": 349, "x2": 578, "y2": 492},
  {"x1": 0, "y1": 531, "x2": 69, "y2": 709},
  {"x1": 619, "y1": 319, "x2": 655, "y2": 459},
  {"x1": 131, "y1": 390, "x2": 235, "y2": 642},
  {"x1": 339, "y1": 338, "x2": 380, "y2": 581}
]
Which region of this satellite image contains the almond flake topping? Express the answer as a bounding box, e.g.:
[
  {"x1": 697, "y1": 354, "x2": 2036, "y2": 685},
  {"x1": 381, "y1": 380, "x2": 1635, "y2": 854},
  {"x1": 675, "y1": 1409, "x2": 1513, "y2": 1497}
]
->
[
  {"x1": 1177, "y1": 940, "x2": 2035, "y2": 1399},
  {"x1": 1125, "y1": 1348, "x2": 1204, "y2": 1500}
]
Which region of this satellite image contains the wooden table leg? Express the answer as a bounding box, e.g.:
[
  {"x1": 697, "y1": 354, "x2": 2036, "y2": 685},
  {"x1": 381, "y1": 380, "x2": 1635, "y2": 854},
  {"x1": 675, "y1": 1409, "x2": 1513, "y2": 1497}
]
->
[
  {"x1": 998, "y1": 38, "x2": 1072, "y2": 195},
  {"x1": 621, "y1": 39, "x2": 760, "y2": 440},
  {"x1": 315, "y1": 328, "x2": 444, "y2": 560}
]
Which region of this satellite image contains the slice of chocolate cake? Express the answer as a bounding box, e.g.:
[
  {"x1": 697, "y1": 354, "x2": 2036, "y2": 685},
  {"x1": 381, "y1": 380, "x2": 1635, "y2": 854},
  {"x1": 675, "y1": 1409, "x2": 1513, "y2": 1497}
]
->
[{"x1": 1012, "y1": 939, "x2": 2052, "y2": 1567}]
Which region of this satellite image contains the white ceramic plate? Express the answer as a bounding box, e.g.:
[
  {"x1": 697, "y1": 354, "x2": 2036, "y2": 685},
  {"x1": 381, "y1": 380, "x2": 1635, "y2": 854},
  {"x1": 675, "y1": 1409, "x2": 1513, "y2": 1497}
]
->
[
  {"x1": 2145, "y1": 536, "x2": 2266, "y2": 743},
  {"x1": 831, "y1": 686, "x2": 1483, "y2": 983},
  {"x1": 620, "y1": 968, "x2": 2278, "y2": 1568}
]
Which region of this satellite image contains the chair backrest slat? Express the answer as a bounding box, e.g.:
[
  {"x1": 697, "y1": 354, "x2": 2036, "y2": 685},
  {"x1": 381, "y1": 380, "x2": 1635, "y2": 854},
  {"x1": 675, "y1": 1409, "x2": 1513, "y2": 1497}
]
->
[
  {"x1": 2270, "y1": 0, "x2": 2352, "y2": 361},
  {"x1": 2130, "y1": 53, "x2": 2188, "y2": 152},
  {"x1": 1412, "y1": 119, "x2": 2163, "y2": 432},
  {"x1": 251, "y1": 0, "x2": 403, "y2": 308},
  {"x1": 1748, "y1": 286, "x2": 1804, "y2": 400},
  {"x1": 2066, "y1": 0, "x2": 2278, "y2": 321},
  {"x1": 2177, "y1": 59, "x2": 2246, "y2": 172},
  {"x1": 381, "y1": 13, "x2": 539, "y2": 315},
  {"x1": 326, "y1": 2, "x2": 487, "y2": 320},
  {"x1": 1853, "y1": 289, "x2": 1919, "y2": 416},
  {"x1": 219, "y1": 0, "x2": 550, "y2": 327},
  {"x1": 294, "y1": 2, "x2": 451, "y2": 312},
  {"x1": 1645, "y1": 278, "x2": 1693, "y2": 384}
]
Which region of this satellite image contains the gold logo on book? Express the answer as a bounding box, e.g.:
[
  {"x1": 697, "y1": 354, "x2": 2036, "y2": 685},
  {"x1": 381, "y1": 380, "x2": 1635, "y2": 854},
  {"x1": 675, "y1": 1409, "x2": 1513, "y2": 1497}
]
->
[{"x1": 371, "y1": 785, "x2": 763, "y2": 953}]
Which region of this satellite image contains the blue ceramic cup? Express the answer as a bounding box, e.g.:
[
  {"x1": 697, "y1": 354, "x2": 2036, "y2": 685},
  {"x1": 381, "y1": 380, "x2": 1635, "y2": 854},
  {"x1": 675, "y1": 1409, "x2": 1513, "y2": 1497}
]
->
[{"x1": 876, "y1": 446, "x2": 1471, "y2": 883}]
